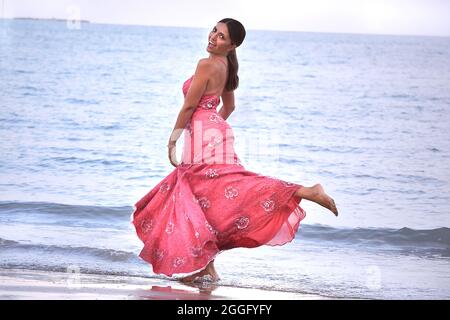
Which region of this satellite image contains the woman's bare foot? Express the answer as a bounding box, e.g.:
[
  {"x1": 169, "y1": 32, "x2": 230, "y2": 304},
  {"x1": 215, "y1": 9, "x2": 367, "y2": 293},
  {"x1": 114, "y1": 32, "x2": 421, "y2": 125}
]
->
[
  {"x1": 297, "y1": 184, "x2": 339, "y2": 216},
  {"x1": 208, "y1": 260, "x2": 220, "y2": 281},
  {"x1": 311, "y1": 184, "x2": 338, "y2": 216},
  {"x1": 179, "y1": 260, "x2": 220, "y2": 284}
]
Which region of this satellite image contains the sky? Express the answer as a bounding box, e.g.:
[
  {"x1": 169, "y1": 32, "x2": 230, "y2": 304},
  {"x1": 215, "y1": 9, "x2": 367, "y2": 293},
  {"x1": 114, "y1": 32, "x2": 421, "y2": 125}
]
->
[{"x1": 2, "y1": 0, "x2": 450, "y2": 37}]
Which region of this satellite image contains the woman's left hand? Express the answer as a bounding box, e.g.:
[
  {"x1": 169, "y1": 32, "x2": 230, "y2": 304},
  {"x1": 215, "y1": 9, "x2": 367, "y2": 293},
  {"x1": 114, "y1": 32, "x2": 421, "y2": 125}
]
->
[{"x1": 168, "y1": 142, "x2": 179, "y2": 167}]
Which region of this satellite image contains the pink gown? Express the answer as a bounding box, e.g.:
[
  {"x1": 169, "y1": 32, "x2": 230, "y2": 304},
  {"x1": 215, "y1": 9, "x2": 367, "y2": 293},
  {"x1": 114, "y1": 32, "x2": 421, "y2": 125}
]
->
[{"x1": 132, "y1": 71, "x2": 306, "y2": 277}]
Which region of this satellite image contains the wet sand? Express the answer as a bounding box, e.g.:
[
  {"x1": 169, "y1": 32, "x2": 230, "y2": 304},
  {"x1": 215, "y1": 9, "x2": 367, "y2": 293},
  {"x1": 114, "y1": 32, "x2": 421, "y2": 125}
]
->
[{"x1": 0, "y1": 268, "x2": 331, "y2": 300}]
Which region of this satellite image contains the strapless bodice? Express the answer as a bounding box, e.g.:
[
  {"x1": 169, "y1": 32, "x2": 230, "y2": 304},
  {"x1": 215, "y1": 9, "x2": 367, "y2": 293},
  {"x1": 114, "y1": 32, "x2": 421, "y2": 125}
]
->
[{"x1": 182, "y1": 75, "x2": 221, "y2": 111}]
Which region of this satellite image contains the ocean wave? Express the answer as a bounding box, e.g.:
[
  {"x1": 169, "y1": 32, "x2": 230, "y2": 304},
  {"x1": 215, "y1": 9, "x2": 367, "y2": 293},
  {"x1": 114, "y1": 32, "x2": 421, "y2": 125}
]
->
[
  {"x1": 0, "y1": 237, "x2": 137, "y2": 262},
  {"x1": 39, "y1": 156, "x2": 128, "y2": 166},
  {"x1": 300, "y1": 224, "x2": 450, "y2": 253},
  {"x1": 1, "y1": 201, "x2": 449, "y2": 254},
  {"x1": 0, "y1": 201, "x2": 132, "y2": 220}
]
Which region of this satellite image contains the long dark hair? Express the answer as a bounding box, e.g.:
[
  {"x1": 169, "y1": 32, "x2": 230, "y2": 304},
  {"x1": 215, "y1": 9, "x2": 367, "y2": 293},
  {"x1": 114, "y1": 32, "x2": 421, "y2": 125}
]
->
[{"x1": 218, "y1": 18, "x2": 246, "y2": 91}]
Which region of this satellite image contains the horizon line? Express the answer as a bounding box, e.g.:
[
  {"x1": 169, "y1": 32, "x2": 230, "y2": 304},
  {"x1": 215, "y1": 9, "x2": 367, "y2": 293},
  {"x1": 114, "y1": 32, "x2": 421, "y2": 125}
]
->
[{"x1": 2, "y1": 16, "x2": 450, "y2": 39}]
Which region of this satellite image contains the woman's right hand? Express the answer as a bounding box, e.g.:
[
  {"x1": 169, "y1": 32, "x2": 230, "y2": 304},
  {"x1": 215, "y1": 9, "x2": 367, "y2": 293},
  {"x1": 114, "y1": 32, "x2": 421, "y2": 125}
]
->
[{"x1": 168, "y1": 143, "x2": 179, "y2": 167}]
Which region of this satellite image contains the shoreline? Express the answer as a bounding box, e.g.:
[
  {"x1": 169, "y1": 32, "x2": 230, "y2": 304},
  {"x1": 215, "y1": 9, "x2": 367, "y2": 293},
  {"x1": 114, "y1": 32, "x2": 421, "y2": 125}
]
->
[{"x1": 0, "y1": 268, "x2": 333, "y2": 300}]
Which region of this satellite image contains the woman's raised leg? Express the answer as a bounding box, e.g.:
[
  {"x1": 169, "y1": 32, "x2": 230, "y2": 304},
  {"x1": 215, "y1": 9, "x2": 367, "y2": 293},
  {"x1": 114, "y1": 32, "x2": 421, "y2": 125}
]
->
[{"x1": 295, "y1": 184, "x2": 338, "y2": 216}]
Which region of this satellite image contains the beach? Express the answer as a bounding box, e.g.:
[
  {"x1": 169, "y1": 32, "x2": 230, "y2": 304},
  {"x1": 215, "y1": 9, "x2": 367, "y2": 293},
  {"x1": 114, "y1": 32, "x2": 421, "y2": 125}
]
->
[
  {"x1": 1, "y1": 19, "x2": 449, "y2": 300},
  {"x1": 0, "y1": 268, "x2": 331, "y2": 300}
]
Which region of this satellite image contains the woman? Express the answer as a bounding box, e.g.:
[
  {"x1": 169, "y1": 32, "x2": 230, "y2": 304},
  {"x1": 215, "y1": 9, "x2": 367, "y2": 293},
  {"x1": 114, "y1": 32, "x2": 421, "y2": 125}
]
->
[{"x1": 132, "y1": 18, "x2": 338, "y2": 283}]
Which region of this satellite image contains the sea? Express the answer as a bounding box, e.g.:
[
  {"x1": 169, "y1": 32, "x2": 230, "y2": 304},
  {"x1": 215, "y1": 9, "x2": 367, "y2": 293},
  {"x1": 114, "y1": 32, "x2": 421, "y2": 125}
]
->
[{"x1": 1, "y1": 18, "x2": 449, "y2": 299}]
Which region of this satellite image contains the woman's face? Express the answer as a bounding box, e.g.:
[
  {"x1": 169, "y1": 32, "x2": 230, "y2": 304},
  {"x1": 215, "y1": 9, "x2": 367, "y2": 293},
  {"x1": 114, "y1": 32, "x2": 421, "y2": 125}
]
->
[{"x1": 207, "y1": 22, "x2": 234, "y2": 55}]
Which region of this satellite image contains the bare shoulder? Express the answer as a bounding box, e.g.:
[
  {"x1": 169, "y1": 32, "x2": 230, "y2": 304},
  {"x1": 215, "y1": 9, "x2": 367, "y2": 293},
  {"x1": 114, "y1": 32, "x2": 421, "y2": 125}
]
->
[{"x1": 195, "y1": 58, "x2": 214, "y2": 74}]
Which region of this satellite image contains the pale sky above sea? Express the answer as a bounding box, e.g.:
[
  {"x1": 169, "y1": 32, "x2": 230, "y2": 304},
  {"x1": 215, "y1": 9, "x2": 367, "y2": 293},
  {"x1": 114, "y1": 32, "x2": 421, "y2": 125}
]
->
[{"x1": 1, "y1": 0, "x2": 450, "y2": 37}]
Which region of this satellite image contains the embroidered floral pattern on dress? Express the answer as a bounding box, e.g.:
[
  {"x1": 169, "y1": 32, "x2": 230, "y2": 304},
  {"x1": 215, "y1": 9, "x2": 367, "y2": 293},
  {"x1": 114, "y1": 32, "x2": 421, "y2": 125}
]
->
[
  {"x1": 159, "y1": 182, "x2": 170, "y2": 193},
  {"x1": 261, "y1": 199, "x2": 276, "y2": 212},
  {"x1": 173, "y1": 256, "x2": 185, "y2": 268},
  {"x1": 224, "y1": 186, "x2": 239, "y2": 199},
  {"x1": 209, "y1": 113, "x2": 222, "y2": 123},
  {"x1": 141, "y1": 219, "x2": 153, "y2": 233},
  {"x1": 203, "y1": 100, "x2": 215, "y2": 109},
  {"x1": 196, "y1": 196, "x2": 210, "y2": 209},
  {"x1": 205, "y1": 221, "x2": 219, "y2": 235},
  {"x1": 165, "y1": 221, "x2": 174, "y2": 234},
  {"x1": 205, "y1": 168, "x2": 219, "y2": 178},
  {"x1": 153, "y1": 248, "x2": 164, "y2": 262},
  {"x1": 235, "y1": 216, "x2": 250, "y2": 230},
  {"x1": 191, "y1": 246, "x2": 202, "y2": 257},
  {"x1": 207, "y1": 136, "x2": 221, "y2": 147}
]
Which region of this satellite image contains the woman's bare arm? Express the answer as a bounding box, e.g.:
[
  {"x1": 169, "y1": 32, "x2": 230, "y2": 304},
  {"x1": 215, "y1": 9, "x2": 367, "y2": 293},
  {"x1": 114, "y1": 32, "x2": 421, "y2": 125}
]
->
[
  {"x1": 168, "y1": 59, "x2": 211, "y2": 145},
  {"x1": 218, "y1": 90, "x2": 235, "y2": 120}
]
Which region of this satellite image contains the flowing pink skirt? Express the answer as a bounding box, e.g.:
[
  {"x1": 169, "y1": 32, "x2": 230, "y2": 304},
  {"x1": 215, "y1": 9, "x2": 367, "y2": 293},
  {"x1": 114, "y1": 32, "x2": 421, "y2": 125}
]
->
[{"x1": 132, "y1": 105, "x2": 306, "y2": 277}]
